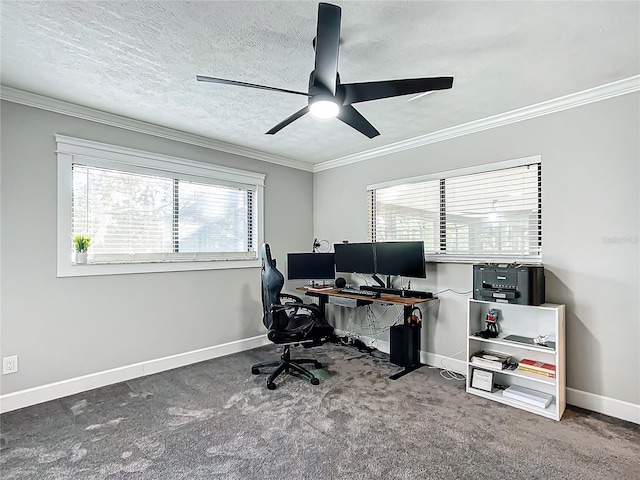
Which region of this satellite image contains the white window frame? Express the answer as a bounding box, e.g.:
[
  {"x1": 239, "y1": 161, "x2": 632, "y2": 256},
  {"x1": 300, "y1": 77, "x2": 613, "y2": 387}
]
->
[
  {"x1": 367, "y1": 156, "x2": 542, "y2": 264},
  {"x1": 56, "y1": 135, "x2": 265, "y2": 277}
]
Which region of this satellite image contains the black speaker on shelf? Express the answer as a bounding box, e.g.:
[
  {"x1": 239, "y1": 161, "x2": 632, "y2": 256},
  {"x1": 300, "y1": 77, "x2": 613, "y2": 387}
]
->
[{"x1": 335, "y1": 277, "x2": 346, "y2": 288}]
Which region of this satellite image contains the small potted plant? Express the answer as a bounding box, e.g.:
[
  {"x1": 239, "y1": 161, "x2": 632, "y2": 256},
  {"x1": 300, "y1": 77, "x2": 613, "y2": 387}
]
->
[{"x1": 73, "y1": 234, "x2": 92, "y2": 264}]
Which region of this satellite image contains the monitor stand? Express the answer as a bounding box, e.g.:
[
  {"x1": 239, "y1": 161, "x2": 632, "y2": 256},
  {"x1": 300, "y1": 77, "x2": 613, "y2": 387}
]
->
[{"x1": 371, "y1": 273, "x2": 388, "y2": 288}]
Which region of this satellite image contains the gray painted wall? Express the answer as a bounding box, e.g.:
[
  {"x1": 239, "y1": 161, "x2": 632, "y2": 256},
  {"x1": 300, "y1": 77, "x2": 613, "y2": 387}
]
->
[
  {"x1": 0, "y1": 101, "x2": 314, "y2": 395},
  {"x1": 2, "y1": 93, "x2": 638, "y2": 410},
  {"x1": 314, "y1": 93, "x2": 639, "y2": 406}
]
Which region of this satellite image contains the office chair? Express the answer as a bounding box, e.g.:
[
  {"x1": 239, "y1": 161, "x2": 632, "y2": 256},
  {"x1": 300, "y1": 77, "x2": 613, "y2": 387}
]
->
[{"x1": 251, "y1": 243, "x2": 334, "y2": 390}]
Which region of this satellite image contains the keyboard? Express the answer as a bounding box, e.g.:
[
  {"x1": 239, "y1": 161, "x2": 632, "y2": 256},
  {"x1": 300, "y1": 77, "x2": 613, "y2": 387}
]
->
[{"x1": 338, "y1": 287, "x2": 381, "y2": 298}]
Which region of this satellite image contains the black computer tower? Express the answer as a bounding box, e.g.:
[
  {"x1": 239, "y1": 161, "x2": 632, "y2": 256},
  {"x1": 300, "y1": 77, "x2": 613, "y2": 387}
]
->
[{"x1": 390, "y1": 324, "x2": 420, "y2": 367}]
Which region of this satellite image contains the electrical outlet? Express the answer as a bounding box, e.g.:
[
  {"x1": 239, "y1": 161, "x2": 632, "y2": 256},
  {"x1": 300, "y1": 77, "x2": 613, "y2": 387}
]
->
[{"x1": 3, "y1": 356, "x2": 18, "y2": 374}]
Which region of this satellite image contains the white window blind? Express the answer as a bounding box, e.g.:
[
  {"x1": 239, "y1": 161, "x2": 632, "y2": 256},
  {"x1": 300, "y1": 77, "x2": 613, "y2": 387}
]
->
[
  {"x1": 368, "y1": 179, "x2": 441, "y2": 252},
  {"x1": 56, "y1": 135, "x2": 264, "y2": 276},
  {"x1": 72, "y1": 165, "x2": 256, "y2": 263},
  {"x1": 368, "y1": 159, "x2": 542, "y2": 262}
]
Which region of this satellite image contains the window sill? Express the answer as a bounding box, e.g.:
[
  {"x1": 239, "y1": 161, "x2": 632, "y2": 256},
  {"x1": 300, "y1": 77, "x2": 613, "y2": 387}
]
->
[
  {"x1": 425, "y1": 255, "x2": 543, "y2": 265},
  {"x1": 58, "y1": 258, "x2": 261, "y2": 277}
]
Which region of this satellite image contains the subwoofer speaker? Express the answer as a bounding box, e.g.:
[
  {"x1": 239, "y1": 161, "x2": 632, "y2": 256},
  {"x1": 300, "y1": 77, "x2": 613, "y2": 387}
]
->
[{"x1": 390, "y1": 324, "x2": 420, "y2": 367}]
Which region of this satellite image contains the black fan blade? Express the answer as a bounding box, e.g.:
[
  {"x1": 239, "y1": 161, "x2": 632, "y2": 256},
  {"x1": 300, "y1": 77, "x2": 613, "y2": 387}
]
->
[
  {"x1": 342, "y1": 77, "x2": 454, "y2": 104},
  {"x1": 337, "y1": 105, "x2": 380, "y2": 138},
  {"x1": 313, "y1": 3, "x2": 341, "y2": 94},
  {"x1": 196, "y1": 75, "x2": 308, "y2": 97},
  {"x1": 266, "y1": 106, "x2": 310, "y2": 135}
]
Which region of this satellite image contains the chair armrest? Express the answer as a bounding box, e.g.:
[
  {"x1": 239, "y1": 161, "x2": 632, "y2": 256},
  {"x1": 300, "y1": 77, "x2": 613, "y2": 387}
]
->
[
  {"x1": 271, "y1": 301, "x2": 314, "y2": 314},
  {"x1": 277, "y1": 294, "x2": 323, "y2": 317},
  {"x1": 276, "y1": 301, "x2": 322, "y2": 315},
  {"x1": 271, "y1": 302, "x2": 324, "y2": 325},
  {"x1": 269, "y1": 302, "x2": 321, "y2": 339},
  {"x1": 297, "y1": 302, "x2": 322, "y2": 316},
  {"x1": 279, "y1": 293, "x2": 304, "y2": 304}
]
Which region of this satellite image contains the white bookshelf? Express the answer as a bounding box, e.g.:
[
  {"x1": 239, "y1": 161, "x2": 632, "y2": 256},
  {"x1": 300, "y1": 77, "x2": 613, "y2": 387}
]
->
[{"x1": 466, "y1": 299, "x2": 566, "y2": 421}]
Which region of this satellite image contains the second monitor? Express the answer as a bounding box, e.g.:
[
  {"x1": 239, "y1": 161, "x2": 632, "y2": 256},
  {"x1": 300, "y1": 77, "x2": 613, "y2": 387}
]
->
[
  {"x1": 333, "y1": 242, "x2": 376, "y2": 275},
  {"x1": 375, "y1": 241, "x2": 426, "y2": 278},
  {"x1": 334, "y1": 241, "x2": 425, "y2": 279}
]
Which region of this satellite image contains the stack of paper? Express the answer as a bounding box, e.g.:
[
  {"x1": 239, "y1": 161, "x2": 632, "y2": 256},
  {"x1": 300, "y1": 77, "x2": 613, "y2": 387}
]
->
[{"x1": 503, "y1": 385, "x2": 553, "y2": 408}]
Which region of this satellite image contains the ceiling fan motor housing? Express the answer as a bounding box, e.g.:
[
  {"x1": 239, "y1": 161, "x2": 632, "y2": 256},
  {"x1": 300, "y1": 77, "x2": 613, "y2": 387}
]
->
[{"x1": 308, "y1": 71, "x2": 344, "y2": 112}]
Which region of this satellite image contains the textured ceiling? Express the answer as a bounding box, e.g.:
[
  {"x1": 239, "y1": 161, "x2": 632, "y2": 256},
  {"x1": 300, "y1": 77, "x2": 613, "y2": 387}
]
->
[{"x1": 1, "y1": 1, "x2": 639, "y2": 166}]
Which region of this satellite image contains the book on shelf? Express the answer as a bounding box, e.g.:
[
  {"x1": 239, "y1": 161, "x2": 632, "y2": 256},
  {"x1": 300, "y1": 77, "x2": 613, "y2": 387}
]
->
[
  {"x1": 518, "y1": 358, "x2": 556, "y2": 375},
  {"x1": 470, "y1": 350, "x2": 511, "y2": 371},
  {"x1": 516, "y1": 365, "x2": 556, "y2": 378},
  {"x1": 503, "y1": 384, "x2": 553, "y2": 408}
]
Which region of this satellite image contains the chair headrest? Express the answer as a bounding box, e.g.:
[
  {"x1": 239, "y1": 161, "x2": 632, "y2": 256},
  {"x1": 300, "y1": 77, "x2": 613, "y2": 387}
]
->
[{"x1": 261, "y1": 243, "x2": 274, "y2": 269}]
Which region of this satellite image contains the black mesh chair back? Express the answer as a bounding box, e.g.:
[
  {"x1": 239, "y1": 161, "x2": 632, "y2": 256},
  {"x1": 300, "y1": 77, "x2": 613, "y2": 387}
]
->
[{"x1": 260, "y1": 243, "x2": 286, "y2": 330}]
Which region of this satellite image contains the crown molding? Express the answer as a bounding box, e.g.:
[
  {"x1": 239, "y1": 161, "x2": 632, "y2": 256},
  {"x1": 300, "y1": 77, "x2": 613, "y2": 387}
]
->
[
  {"x1": 313, "y1": 74, "x2": 640, "y2": 172},
  {"x1": 0, "y1": 86, "x2": 314, "y2": 172},
  {"x1": 3, "y1": 75, "x2": 638, "y2": 175}
]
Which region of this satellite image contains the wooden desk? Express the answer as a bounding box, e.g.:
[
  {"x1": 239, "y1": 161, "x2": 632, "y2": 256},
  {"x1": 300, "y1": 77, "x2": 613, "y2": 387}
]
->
[{"x1": 299, "y1": 287, "x2": 436, "y2": 379}]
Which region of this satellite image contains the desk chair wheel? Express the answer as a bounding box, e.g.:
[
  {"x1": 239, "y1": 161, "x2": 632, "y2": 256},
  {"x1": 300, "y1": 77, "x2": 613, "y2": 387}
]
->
[
  {"x1": 251, "y1": 366, "x2": 260, "y2": 375},
  {"x1": 310, "y1": 377, "x2": 320, "y2": 386},
  {"x1": 267, "y1": 382, "x2": 277, "y2": 390}
]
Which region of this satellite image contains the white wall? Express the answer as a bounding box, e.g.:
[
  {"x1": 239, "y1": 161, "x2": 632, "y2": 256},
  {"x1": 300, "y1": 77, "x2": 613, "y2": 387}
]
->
[
  {"x1": 314, "y1": 93, "x2": 639, "y2": 409},
  {"x1": 0, "y1": 101, "x2": 314, "y2": 396}
]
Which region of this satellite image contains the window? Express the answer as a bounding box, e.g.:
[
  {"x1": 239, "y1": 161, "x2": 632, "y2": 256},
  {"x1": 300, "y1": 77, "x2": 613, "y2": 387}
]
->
[
  {"x1": 57, "y1": 135, "x2": 264, "y2": 276},
  {"x1": 367, "y1": 156, "x2": 542, "y2": 262}
]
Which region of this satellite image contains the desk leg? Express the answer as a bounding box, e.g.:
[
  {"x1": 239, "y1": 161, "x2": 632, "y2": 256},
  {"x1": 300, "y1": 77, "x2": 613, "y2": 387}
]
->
[
  {"x1": 317, "y1": 294, "x2": 328, "y2": 314},
  {"x1": 389, "y1": 305, "x2": 423, "y2": 380}
]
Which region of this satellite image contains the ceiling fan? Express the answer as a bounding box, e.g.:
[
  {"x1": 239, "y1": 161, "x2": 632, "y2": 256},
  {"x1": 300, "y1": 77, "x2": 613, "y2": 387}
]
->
[{"x1": 196, "y1": 2, "x2": 454, "y2": 138}]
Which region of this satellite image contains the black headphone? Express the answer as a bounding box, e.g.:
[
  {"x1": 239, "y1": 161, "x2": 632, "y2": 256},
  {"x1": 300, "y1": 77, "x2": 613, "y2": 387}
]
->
[{"x1": 408, "y1": 306, "x2": 422, "y2": 324}]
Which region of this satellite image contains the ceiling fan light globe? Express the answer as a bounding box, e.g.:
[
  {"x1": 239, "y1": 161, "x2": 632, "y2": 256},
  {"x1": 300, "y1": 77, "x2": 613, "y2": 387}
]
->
[{"x1": 309, "y1": 99, "x2": 340, "y2": 119}]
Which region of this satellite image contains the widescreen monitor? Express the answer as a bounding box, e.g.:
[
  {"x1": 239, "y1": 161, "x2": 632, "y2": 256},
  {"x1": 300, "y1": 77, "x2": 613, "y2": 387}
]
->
[
  {"x1": 334, "y1": 242, "x2": 376, "y2": 274},
  {"x1": 374, "y1": 241, "x2": 426, "y2": 278},
  {"x1": 286, "y1": 252, "x2": 335, "y2": 280}
]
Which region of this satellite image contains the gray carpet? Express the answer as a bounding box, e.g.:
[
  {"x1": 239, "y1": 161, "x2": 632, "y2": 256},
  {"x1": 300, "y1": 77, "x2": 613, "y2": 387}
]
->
[{"x1": 1, "y1": 343, "x2": 639, "y2": 480}]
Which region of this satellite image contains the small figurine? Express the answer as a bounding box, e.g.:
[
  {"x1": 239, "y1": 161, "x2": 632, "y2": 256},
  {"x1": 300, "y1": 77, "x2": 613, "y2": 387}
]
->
[{"x1": 478, "y1": 308, "x2": 499, "y2": 338}]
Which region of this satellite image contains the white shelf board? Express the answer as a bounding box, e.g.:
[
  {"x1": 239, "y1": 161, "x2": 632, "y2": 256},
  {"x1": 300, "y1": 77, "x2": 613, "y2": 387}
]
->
[
  {"x1": 468, "y1": 386, "x2": 558, "y2": 420},
  {"x1": 468, "y1": 362, "x2": 556, "y2": 386},
  {"x1": 467, "y1": 335, "x2": 557, "y2": 354}
]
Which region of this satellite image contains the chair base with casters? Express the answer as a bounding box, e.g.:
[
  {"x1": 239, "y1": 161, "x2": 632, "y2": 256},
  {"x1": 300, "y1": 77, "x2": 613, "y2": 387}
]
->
[{"x1": 251, "y1": 341, "x2": 324, "y2": 390}]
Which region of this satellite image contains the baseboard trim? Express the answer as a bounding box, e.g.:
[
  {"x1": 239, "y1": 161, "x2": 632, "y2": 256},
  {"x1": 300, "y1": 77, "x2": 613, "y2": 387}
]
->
[
  {"x1": 333, "y1": 329, "x2": 638, "y2": 424},
  {"x1": 0, "y1": 335, "x2": 270, "y2": 414},
  {"x1": 3, "y1": 335, "x2": 637, "y2": 425},
  {"x1": 566, "y1": 387, "x2": 640, "y2": 425},
  {"x1": 422, "y1": 352, "x2": 467, "y2": 376},
  {"x1": 333, "y1": 329, "x2": 467, "y2": 375}
]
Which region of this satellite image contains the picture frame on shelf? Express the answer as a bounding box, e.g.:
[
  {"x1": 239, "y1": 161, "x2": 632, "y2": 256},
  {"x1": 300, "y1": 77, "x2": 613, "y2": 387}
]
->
[{"x1": 471, "y1": 368, "x2": 494, "y2": 392}]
